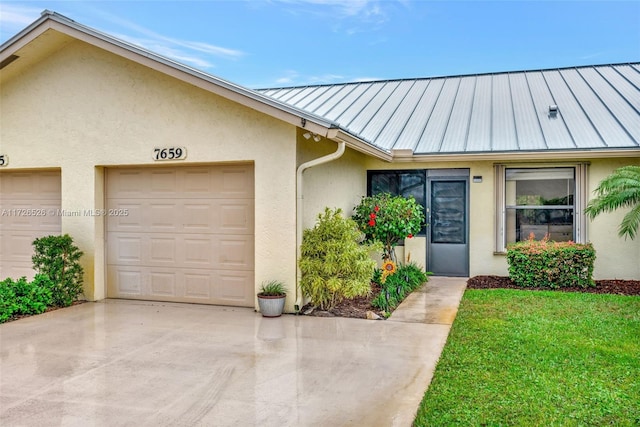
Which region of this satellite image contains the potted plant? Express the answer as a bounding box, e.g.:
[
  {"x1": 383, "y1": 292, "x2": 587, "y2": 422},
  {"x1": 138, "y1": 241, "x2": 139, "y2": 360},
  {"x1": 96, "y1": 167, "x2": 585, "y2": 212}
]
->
[{"x1": 257, "y1": 280, "x2": 287, "y2": 317}]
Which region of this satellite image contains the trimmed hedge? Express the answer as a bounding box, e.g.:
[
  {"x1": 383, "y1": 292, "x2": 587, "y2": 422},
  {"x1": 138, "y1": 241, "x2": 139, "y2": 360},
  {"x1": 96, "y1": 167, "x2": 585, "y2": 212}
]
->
[
  {"x1": 0, "y1": 274, "x2": 55, "y2": 323},
  {"x1": 507, "y1": 237, "x2": 596, "y2": 288}
]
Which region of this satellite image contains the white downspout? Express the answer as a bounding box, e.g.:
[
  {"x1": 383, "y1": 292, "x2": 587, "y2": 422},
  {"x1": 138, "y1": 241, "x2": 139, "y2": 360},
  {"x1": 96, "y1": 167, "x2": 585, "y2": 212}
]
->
[{"x1": 295, "y1": 140, "x2": 346, "y2": 311}]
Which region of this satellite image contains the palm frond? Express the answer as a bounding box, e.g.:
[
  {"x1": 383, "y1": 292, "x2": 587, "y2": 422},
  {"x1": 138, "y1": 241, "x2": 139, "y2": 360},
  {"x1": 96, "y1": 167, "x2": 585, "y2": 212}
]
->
[
  {"x1": 619, "y1": 204, "x2": 640, "y2": 240},
  {"x1": 585, "y1": 165, "x2": 640, "y2": 240}
]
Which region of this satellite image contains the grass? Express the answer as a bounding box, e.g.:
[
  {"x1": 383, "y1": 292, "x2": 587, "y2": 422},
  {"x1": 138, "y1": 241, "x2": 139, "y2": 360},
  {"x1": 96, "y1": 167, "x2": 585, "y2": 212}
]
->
[{"x1": 414, "y1": 289, "x2": 640, "y2": 426}]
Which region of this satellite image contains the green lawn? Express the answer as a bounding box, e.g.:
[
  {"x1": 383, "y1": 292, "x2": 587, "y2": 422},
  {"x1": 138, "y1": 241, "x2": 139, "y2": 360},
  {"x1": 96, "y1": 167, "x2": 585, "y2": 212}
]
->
[{"x1": 414, "y1": 289, "x2": 640, "y2": 427}]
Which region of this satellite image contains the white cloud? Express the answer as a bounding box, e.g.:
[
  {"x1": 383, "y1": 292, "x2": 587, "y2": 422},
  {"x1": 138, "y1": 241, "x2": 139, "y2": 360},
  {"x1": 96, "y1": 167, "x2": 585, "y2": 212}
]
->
[
  {"x1": 94, "y1": 10, "x2": 244, "y2": 69},
  {"x1": 276, "y1": 0, "x2": 380, "y2": 18},
  {"x1": 0, "y1": 4, "x2": 42, "y2": 39},
  {"x1": 272, "y1": 0, "x2": 400, "y2": 32},
  {"x1": 349, "y1": 76, "x2": 382, "y2": 83},
  {"x1": 270, "y1": 70, "x2": 346, "y2": 87},
  {"x1": 307, "y1": 73, "x2": 345, "y2": 84},
  {"x1": 112, "y1": 34, "x2": 216, "y2": 69}
]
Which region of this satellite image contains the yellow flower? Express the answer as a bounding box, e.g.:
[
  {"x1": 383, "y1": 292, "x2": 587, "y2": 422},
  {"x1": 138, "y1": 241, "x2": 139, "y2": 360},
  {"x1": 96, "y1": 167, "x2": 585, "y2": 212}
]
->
[
  {"x1": 381, "y1": 260, "x2": 397, "y2": 283},
  {"x1": 382, "y1": 260, "x2": 397, "y2": 274}
]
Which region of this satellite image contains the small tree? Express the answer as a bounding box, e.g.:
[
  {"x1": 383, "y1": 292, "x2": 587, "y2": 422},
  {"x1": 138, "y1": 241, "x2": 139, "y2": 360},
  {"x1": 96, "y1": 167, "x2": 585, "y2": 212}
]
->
[
  {"x1": 299, "y1": 208, "x2": 378, "y2": 311},
  {"x1": 32, "y1": 234, "x2": 84, "y2": 307},
  {"x1": 352, "y1": 193, "x2": 425, "y2": 261},
  {"x1": 585, "y1": 165, "x2": 640, "y2": 240}
]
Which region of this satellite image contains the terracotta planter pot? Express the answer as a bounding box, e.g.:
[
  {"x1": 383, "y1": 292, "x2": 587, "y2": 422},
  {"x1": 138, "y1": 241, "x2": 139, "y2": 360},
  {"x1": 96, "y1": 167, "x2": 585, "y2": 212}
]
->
[{"x1": 257, "y1": 294, "x2": 286, "y2": 317}]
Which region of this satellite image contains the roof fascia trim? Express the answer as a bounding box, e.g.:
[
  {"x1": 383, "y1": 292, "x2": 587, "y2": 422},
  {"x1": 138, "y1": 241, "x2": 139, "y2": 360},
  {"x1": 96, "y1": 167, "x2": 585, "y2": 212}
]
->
[
  {"x1": 1, "y1": 12, "x2": 339, "y2": 133},
  {"x1": 0, "y1": 15, "x2": 52, "y2": 60},
  {"x1": 397, "y1": 148, "x2": 640, "y2": 163},
  {"x1": 333, "y1": 130, "x2": 392, "y2": 161}
]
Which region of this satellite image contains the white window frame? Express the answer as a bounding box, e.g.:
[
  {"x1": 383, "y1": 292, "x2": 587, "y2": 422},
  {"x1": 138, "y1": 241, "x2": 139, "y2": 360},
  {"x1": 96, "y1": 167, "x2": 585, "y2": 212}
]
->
[{"x1": 495, "y1": 163, "x2": 588, "y2": 253}]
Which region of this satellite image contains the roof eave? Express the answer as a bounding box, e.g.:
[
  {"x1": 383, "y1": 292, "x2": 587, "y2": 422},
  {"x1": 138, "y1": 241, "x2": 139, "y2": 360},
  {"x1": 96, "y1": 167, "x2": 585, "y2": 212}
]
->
[
  {"x1": 333, "y1": 130, "x2": 392, "y2": 161},
  {"x1": 399, "y1": 147, "x2": 640, "y2": 162},
  {"x1": 0, "y1": 11, "x2": 339, "y2": 134}
]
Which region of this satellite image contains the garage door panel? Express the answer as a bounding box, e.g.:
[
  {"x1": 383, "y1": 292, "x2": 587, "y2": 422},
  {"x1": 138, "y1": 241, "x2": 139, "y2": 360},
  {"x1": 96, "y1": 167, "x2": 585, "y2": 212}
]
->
[
  {"x1": 106, "y1": 166, "x2": 254, "y2": 199},
  {"x1": 217, "y1": 272, "x2": 254, "y2": 304},
  {"x1": 150, "y1": 271, "x2": 177, "y2": 297},
  {"x1": 219, "y1": 202, "x2": 254, "y2": 233},
  {"x1": 107, "y1": 265, "x2": 254, "y2": 306},
  {"x1": 108, "y1": 199, "x2": 254, "y2": 234},
  {"x1": 148, "y1": 202, "x2": 180, "y2": 231},
  {"x1": 106, "y1": 165, "x2": 254, "y2": 307},
  {"x1": 0, "y1": 171, "x2": 61, "y2": 280},
  {"x1": 1, "y1": 171, "x2": 61, "y2": 198},
  {"x1": 219, "y1": 168, "x2": 254, "y2": 197},
  {"x1": 218, "y1": 237, "x2": 254, "y2": 269},
  {"x1": 108, "y1": 232, "x2": 253, "y2": 270},
  {"x1": 106, "y1": 202, "x2": 144, "y2": 232},
  {"x1": 184, "y1": 238, "x2": 212, "y2": 266},
  {"x1": 2, "y1": 232, "x2": 35, "y2": 264}
]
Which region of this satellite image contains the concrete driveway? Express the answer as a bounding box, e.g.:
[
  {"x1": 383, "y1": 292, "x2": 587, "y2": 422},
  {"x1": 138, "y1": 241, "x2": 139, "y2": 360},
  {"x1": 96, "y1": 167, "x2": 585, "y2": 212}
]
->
[{"x1": 0, "y1": 278, "x2": 466, "y2": 426}]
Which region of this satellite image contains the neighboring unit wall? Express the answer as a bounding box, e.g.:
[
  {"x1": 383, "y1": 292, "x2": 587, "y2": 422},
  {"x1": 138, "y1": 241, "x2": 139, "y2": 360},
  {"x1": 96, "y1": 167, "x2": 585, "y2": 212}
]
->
[{"x1": 0, "y1": 39, "x2": 299, "y2": 307}]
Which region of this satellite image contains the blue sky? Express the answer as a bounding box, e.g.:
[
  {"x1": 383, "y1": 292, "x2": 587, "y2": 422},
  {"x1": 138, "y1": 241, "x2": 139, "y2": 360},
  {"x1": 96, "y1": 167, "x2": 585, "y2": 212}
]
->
[{"x1": 1, "y1": 1, "x2": 638, "y2": 88}]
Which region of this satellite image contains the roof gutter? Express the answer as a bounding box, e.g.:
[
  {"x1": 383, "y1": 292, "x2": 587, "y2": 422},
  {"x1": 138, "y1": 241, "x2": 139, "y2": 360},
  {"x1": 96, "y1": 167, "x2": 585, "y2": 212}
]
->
[
  {"x1": 394, "y1": 147, "x2": 640, "y2": 162},
  {"x1": 295, "y1": 139, "x2": 346, "y2": 312}
]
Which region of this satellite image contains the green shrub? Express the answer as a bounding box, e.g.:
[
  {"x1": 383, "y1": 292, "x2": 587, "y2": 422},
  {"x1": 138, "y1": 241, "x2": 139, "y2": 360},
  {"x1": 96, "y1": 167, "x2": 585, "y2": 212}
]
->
[
  {"x1": 372, "y1": 262, "x2": 431, "y2": 312},
  {"x1": 507, "y1": 236, "x2": 596, "y2": 288},
  {"x1": 32, "y1": 234, "x2": 84, "y2": 307},
  {"x1": 299, "y1": 208, "x2": 378, "y2": 310},
  {"x1": 11, "y1": 275, "x2": 54, "y2": 315},
  {"x1": 0, "y1": 274, "x2": 54, "y2": 322},
  {"x1": 0, "y1": 280, "x2": 18, "y2": 323},
  {"x1": 353, "y1": 193, "x2": 424, "y2": 261}
]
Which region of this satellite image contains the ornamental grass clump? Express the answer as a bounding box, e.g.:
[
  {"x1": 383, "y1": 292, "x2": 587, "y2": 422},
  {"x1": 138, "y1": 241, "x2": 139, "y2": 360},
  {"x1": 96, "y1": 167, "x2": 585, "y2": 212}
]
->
[
  {"x1": 352, "y1": 193, "x2": 424, "y2": 262},
  {"x1": 506, "y1": 234, "x2": 596, "y2": 288},
  {"x1": 299, "y1": 208, "x2": 379, "y2": 311}
]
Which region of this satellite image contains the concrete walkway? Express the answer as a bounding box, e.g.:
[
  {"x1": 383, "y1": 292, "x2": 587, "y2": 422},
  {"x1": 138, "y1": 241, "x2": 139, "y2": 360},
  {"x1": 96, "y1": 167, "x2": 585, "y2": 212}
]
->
[{"x1": 0, "y1": 278, "x2": 467, "y2": 427}]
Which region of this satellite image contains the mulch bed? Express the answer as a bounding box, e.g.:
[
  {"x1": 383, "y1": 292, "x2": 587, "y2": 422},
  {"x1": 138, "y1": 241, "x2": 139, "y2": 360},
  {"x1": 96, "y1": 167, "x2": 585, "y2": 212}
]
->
[
  {"x1": 467, "y1": 275, "x2": 640, "y2": 296},
  {"x1": 300, "y1": 283, "x2": 386, "y2": 319},
  {"x1": 301, "y1": 276, "x2": 640, "y2": 320}
]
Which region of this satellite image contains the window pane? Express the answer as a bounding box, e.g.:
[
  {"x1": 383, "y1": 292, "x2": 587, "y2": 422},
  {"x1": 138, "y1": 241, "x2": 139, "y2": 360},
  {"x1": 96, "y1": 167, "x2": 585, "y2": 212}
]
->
[
  {"x1": 399, "y1": 174, "x2": 425, "y2": 207},
  {"x1": 507, "y1": 208, "x2": 574, "y2": 242},
  {"x1": 368, "y1": 170, "x2": 426, "y2": 236},
  {"x1": 431, "y1": 181, "x2": 465, "y2": 244},
  {"x1": 370, "y1": 174, "x2": 397, "y2": 194},
  {"x1": 505, "y1": 167, "x2": 575, "y2": 244}
]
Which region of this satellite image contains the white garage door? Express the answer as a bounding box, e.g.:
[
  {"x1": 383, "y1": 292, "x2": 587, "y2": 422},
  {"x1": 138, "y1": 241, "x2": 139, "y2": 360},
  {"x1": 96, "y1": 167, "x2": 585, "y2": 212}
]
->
[
  {"x1": 106, "y1": 165, "x2": 255, "y2": 306},
  {"x1": 0, "y1": 171, "x2": 62, "y2": 280}
]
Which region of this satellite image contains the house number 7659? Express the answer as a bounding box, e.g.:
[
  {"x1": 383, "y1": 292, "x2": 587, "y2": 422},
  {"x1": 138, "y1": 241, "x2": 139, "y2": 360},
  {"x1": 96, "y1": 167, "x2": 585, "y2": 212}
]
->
[{"x1": 153, "y1": 147, "x2": 187, "y2": 161}]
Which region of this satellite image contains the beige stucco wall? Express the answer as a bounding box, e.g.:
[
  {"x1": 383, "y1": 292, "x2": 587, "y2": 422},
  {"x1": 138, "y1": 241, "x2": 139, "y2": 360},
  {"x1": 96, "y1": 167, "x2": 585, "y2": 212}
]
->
[
  {"x1": 296, "y1": 135, "x2": 368, "y2": 229},
  {"x1": 587, "y1": 158, "x2": 640, "y2": 279},
  {"x1": 1, "y1": 39, "x2": 299, "y2": 309}
]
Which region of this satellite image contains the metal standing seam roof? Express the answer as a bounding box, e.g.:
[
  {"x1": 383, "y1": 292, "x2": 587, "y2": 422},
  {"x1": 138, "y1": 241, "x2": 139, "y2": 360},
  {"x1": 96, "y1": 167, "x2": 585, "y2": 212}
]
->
[{"x1": 258, "y1": 63, "x2": 640, "y2": 155}]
